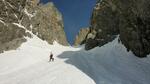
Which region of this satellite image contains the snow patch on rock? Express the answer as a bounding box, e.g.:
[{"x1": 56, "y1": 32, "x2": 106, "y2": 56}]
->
[
  {"x1": 0, "y1": 20, "x2": 6, "y2": 25},
  {"x1": 24, "y1": 9, "x2": 36, "y2": 19}
]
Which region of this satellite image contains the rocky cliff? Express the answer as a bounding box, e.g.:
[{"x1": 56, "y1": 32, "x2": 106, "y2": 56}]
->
[
  {"x1": 85, "y1": 0, "x2": 150, "y2": 57},
  {"x1": 0, "y1": 0, "x2": 68, "y2": 52},
  {"x1": 73, "y1": 28, "x2": 89, "y2": 46}
]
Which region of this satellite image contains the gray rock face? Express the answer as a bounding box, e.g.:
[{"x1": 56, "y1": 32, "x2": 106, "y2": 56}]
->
[
  {"x1": 0, "y1": 0, "x2": 27, "y2": 52},
  {"x1": 22, "y1": 1, "x2": 68, "y2": 45},
  {"x1": 0, "y1": 0, "x2": 68, "y2": 52},
  {"x1": 85, "y1": 0, "x2": 150, "y2": 57},
  {"x1": 73, "y1": 28, "x2": 89, "y2": 46},
  {"x1": 85, "y1": 0, "x2": 119, "y2": 50}
]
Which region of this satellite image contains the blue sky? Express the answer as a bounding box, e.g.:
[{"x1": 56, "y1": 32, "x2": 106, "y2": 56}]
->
[{"x1": 40, "y1": 0, "x2": 96, "y2": 45}]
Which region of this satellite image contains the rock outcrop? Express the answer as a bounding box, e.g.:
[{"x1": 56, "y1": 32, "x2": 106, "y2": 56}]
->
[
  {"x1": 0, "y1": 0, "x2": 27, "y2": 52},
  {"x1": 73, "y1": 28, "x2": 89, "y2": 46},
  {"x1": 22, "y1": 1, "x2": 68, "y2": 45},
  {"x1": 85, "y1": 0, "x2": 150, "y2": 57},
  {"x1": 0, "y1": 0, "x2": 68, "y2": 52}
]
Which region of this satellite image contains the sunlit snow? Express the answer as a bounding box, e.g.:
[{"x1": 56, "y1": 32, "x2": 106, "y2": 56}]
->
[{"x1": 0, "y1": 35, "x2": 150, "y2": 84}]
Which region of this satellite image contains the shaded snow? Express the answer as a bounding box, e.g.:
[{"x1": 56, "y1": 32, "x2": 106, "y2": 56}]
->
[
  {"x1": 0, "y1": 34, "x2": 150, "y2": 84},
  {"x1": 58, "y1": 37, "x2": 150, "y2": 84}
]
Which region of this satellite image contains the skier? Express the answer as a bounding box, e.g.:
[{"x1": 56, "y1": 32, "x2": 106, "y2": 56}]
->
[
  {"x1": 118, "y1": 37, "x2": 121, "y2": 43},
  {"x1": 49, "y1": 52, "x2": 54, "y2": 62}
]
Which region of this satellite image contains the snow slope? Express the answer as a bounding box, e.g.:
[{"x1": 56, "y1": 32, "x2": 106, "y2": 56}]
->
[
  {"x1": 0, "y1": 35, "x2": 95, "y2": 84},
  {"x1": 59, "y1": 37, "x2": 150, "y2": 84},
  {"x1": 0, "y1": 35, "x2": 150, "y2": 84}
]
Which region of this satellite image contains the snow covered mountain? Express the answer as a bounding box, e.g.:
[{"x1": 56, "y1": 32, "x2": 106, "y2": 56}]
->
[
  {"x1": 84, "y1": 0, "x2": 150, "y2": 57},
  {"x1": 0, "y1": 34, "x2": 150, "y2": 84},
  {"x1": 0, "y1": 0, "x2": 150, "y2": 84},
  {"x1": 0, "y1": 0, "x2": 68, "y2": 53}
]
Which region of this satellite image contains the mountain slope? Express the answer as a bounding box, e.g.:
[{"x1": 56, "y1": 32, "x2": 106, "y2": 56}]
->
[
  {"x1": 0, "y1": 0, "x2": 68, "y2": 53},
  {"x1": 85, "y1": 0, "x2": 150, "y2": 57},
  {"x1": 0, "y1": 34, "x2": 95, "y2": 84},
  {"x1": 0, "y1": 35, "x2": 150, "y2": 84},
  {"x1": 60, "y1": 36, "x2": 150, "y2": 84}
]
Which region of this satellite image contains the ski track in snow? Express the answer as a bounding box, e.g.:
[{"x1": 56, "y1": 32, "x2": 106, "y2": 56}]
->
[{"x1": 0, "y1": 35, "x2": 150, "y2": 84}]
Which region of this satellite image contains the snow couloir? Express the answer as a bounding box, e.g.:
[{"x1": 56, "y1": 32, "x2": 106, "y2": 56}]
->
[{"x1": 0, "y1": 34, "x2": 150, "y2": 84}]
